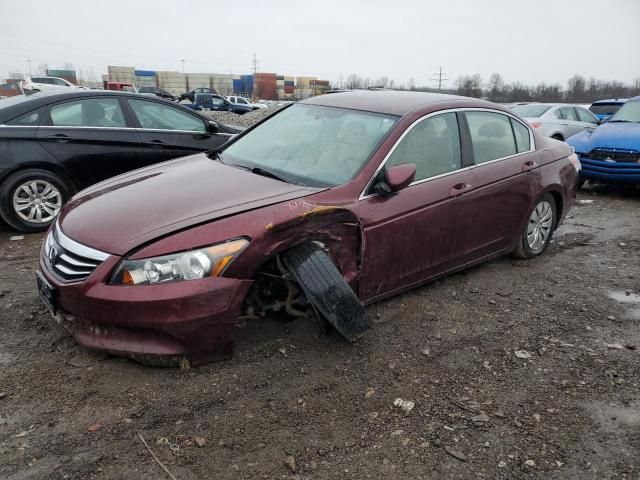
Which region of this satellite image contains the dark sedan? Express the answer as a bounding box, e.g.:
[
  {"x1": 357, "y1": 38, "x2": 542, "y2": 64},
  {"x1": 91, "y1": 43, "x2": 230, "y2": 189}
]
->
[
  {"x1": 184, "y1": 93, "x2": 253, "y2": 115},
  {"x1": 37, "y1": 91, "x2": 579, "y2": 366},
  {"x1": 179, "y1": 87, "x2": 217, "y2": 103},
  {"x1": 0, "y1": 90, "x2": 240, "y2": 232}
]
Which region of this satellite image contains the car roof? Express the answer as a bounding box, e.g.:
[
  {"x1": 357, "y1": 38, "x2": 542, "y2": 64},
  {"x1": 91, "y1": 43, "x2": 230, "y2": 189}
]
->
[
  {"x1": 0, "y1": 90, "x2": 199, "y2": 123},
  {"x1": 590, "y1": 98, "x2": 628, "y2": 105},
  {"x1": 299, "y1": 90, "x2": 500, "y2": 116}
]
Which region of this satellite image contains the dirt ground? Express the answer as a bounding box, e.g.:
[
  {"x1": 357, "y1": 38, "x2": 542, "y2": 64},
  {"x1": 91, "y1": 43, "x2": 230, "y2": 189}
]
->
[{"x1": 0, "y1": 184, "x2": 638, "y2": 480}]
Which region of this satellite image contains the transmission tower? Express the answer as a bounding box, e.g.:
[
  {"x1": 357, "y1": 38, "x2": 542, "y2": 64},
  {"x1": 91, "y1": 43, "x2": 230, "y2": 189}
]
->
[{"x1": 431, "y1": 66, "x2": 449, "y2": 90}]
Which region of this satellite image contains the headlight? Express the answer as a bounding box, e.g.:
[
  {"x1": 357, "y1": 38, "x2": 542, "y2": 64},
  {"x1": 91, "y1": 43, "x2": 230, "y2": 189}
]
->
[{"x1": 111, "y1": 238, "x2": 249, "y2": 285}]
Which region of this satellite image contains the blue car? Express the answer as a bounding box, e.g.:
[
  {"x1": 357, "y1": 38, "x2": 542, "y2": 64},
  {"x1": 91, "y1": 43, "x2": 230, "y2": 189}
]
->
[
  {"x1": 567, "y1": 96, "x2": 640, "y2": 185},
  {"x1": 588, "y1": 98, "x2": 627, "y2": 122}
]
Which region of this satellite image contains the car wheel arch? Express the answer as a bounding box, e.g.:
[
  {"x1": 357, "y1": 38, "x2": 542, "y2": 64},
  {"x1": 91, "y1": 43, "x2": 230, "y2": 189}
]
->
[{"x1": 1, "y1": 162, "x2": 78, "y2": 195}]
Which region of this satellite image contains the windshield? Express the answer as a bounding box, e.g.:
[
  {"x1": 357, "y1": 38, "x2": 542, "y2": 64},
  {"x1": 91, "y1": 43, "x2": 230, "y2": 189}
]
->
[
  {"x1": 589, "y1": 103, "x2": 624, "y2": 116},
  {"x1": 608, "y1": 101, "x2": 640, "y2": 122},
  {"x1": 219, "y1": 104, "x2": 397, "y2": 187},
  {"x1": 511, "y1": 104, "x2": 552, "y2": 118}
]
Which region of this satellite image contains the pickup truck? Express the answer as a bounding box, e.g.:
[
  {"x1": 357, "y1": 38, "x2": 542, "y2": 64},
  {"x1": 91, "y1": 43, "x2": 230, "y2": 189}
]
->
[{"x1": 185, "y1": 93, "x2": 253, "y2": 115}]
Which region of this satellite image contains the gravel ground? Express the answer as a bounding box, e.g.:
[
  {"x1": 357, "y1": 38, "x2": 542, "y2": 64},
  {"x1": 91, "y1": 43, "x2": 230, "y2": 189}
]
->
[
  {"x1": 200, "y1": 107, "x2": 282, "y2": 129},
  {"x1": 0, "y1": 177, "x2": 639, "y2": 477}
]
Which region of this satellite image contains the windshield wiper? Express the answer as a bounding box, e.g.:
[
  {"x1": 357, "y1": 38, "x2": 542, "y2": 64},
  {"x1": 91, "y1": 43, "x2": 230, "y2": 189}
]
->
[
  {"x1": 249, "y1": 166, "x2": 296, "y2": 184},
  {"x1": 608, "y1": 119, "x2": 631, "y2": 123}
]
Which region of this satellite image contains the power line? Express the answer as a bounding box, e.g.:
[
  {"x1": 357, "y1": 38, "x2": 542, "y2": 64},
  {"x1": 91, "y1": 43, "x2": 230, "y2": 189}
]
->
[{"x1": 431, "y1": 66, "x2": 449, "y2": 90}]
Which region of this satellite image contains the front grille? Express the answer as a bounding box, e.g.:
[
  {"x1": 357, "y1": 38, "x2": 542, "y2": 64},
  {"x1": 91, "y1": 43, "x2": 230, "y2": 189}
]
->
[
  {"x1": 44, "y1": 223, "x2": 109, "y2": 282},
  {"x1": 587, "y1": 148, "x2": 640, "y2": 163}
]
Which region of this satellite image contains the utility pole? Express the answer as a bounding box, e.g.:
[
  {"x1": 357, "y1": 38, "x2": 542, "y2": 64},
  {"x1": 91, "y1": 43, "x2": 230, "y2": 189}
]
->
[
  {"x1": 251, "y1": 53, "x2": 259, "y2": 99},
  {"x1": 338, "y1": 73, "x2": 344, "y2": 89},
  {"x1": 431, "y1": 66, "x2": 449, "y2": 91},
  {"x1": 27, "y1": 59, "x2": 32, "y2": 76}
]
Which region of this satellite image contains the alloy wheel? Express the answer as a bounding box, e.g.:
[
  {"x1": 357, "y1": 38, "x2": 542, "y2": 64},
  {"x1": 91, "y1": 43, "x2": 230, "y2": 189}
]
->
[
  {"x1": 526, "y1": 200, "x2": 553, "y2": 252},
  {"x1": 12, "y1": 179, "x2": 62, "y2": 224}
]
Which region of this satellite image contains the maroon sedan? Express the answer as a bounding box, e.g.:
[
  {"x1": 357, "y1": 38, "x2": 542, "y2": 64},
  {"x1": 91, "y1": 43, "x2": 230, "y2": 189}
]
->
[{"x1": 37, "y1": 91, "x2": 580, "y2": 366}]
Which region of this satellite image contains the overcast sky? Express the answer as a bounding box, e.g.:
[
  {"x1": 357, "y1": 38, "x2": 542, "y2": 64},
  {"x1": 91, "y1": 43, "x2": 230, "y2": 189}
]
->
[{"x1": 1, "y1": 0, "x2": 638, "y2": 88}]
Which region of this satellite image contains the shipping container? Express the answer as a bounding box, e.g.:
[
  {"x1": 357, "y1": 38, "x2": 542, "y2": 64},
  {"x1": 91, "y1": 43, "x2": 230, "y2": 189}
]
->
[
  {"x1": 232, "y1": 79, "x2": 242, "y2": 94},
  {"x1": 134, "y1": 70, "x2": 156, "y2": 77},
  {"x1": 254, "y1": 73, "x2": 277, "y2": 99}
]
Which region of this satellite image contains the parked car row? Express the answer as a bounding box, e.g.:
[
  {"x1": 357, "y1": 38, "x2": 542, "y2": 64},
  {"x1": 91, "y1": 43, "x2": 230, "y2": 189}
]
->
[
  {"x1": 567, "y1": 96, "x2": 640, "y2": 185},
  {"x1": 511, "y1": 103, "x2": 599, "y2": 141},
  {"x1": 0, "y1": 90, "x2": 242, "y2": 232},
  {"x1": 21, "y1": 90, "x2": 582, "y2": 365}
]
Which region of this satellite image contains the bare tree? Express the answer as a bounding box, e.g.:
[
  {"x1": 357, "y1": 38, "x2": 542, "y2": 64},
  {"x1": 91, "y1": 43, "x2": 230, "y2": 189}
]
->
[
  {"x1": 566, "y1": 75, "x2": 587, "y2": 102},
  {"x1": 456, "y1": 74, "x2": 482, "y2": 98},
  {"x1": 487, "y1": 73, "x2": 505, "y2": 102},
  {"x1": 345, "y1": 74, "x2": 364, "y2": 90}
]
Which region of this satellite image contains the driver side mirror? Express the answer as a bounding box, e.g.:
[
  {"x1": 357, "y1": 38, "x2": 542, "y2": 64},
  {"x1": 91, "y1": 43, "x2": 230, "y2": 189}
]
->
[
  {"x1": 208, "y1": 121, "x2": 219, "y2": 133},
  {"x1": 373, "y1": 163, "x2": 416, "y2": 196}
]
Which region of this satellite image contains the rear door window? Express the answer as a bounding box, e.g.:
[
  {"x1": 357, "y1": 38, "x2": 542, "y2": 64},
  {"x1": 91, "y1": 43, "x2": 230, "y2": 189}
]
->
[
  {"x1": 128, "y1": 99, "x2": 206, "y2": 132},
  {"x1": 6, "y1": 108, "x2": 44, "y2": 126},
  {"x1": 465, "y1": 111, "x2": 518, "y2": 163},
  {"x1": 49, "y1": 98, "x2": 126, "y2": 127},
  {"x1": 387, "y1": 112, "x2": 461, "y2": 181},
  {"x1": 510, "y1": 118, "x2": 531, "y2": 153},
  {"x1": 557, "y1": 107, "x2": 578, "y2": 121},
  {"x1": 576, "y1": 107, "x2": 598, "y2": 124}
]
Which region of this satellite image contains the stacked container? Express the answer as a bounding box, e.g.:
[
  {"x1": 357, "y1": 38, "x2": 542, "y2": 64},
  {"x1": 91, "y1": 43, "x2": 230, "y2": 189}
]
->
[
  {"x1": 211, "y1": 74, "x2": 234, "y2": 96},
  {"x1": 47, "y1": 69, "x2": 78, "y2": 84},
  {"x1": 276, "y1": 75, "x2": 285, "y2": 99},
  {"x1": 232, "y1": 78, "x2": 243, "y2": 95},
  {"x1": 187, "y1": 73, "x2": 211, "y2": 90},
  {"x1": 240, "y1": 75, "x2": 253, "y2": 97},
  {"x1": 255, "y1": 72, "x2": 277, "y2": 100},
  {"x1": 107, "y1": 66, "x2": 136, "y2": 84},
  {"x1": 284, "y1": 76, "x2": 295, "y2": 95},
  {"x1": 134, "y1": 70, "x2": 157, "y2": 88},
  {"x1": 156, "y1": 71, "x2": 187, "y2": 96},
  {"x1": 310, "y1": 79, "x2": 330, "y2": 96},
  {"x1": 0, "y1": 79, "x2": 21, "y2": 97}
]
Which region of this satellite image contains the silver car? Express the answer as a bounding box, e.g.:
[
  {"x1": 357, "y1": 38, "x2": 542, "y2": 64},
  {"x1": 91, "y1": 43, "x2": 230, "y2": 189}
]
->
[{"x1": 511, "y1": 103, "x2": 599, "y2": 141}]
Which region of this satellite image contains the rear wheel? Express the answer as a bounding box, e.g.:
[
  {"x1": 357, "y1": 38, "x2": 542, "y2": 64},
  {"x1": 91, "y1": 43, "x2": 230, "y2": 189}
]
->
[
  {"x1": 0, "y1": 169, "x2": 70, "y2": 232},
  {"x1": 514, "y1": 194, "x2": 556, "y2": 259}
]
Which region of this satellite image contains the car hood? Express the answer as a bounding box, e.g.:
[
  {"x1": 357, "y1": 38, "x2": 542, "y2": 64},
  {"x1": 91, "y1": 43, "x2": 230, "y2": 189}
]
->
[
  {"x1": 58, "y1": 154, "x2": 324, "y2": 256},
  {"x1": 567, "y1": 122, "x2": 640, "y2": 153}
]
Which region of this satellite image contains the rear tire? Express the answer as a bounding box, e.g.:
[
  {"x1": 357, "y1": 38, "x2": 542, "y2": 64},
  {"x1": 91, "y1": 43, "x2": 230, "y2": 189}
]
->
[
  {"x1": 514, "y1": 194, "x2": 556, "y2": 259},
  {"x1": 0, "y1": 169, "x2": 70, "y2": 233}
]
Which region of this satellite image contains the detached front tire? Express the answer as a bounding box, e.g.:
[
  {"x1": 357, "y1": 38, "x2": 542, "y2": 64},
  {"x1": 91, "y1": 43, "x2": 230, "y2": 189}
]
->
[
  {"x1": 282, "y1": 243, "x2": 370, "y2": 341},
  {"x1": 0, "y1": 169, "x2": 70, "y2": 233},
  {"x1": 514, "y1": 194, "x2": 556, "y2": 259}
]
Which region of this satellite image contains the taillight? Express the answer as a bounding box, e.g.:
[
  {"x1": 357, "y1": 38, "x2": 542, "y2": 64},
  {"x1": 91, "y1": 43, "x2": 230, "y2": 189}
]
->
[
  {"x1": 568, "y1": 153, "x2": 581, "y2": 172},
  {"x1": 531, "y1": 122, "x2": 542, "y2": 128}
]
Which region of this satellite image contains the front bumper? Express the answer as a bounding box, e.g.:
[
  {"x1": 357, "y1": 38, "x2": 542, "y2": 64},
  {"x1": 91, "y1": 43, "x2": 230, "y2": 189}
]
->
[
  {"x1": 579, "y1": 157, "x2": 640, "y2": 183},
  {"x1": 38, "y1": 252, "x2": 252, "y2": 366}
]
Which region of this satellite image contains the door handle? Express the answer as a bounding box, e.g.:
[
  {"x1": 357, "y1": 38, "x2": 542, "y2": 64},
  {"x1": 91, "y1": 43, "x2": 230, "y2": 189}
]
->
[
  {"x1": 522, "y1": 160, "x2": 538, "y2": 172},
  {"x1": 148, "y1": 139, "x2": 165, "y2": 148},
  {"x1": 44, "y1": 134, "x2": 70, "y2": 143},
  {"x1": 449, "y1": 182, "x2": 472, "y2": 197}
]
